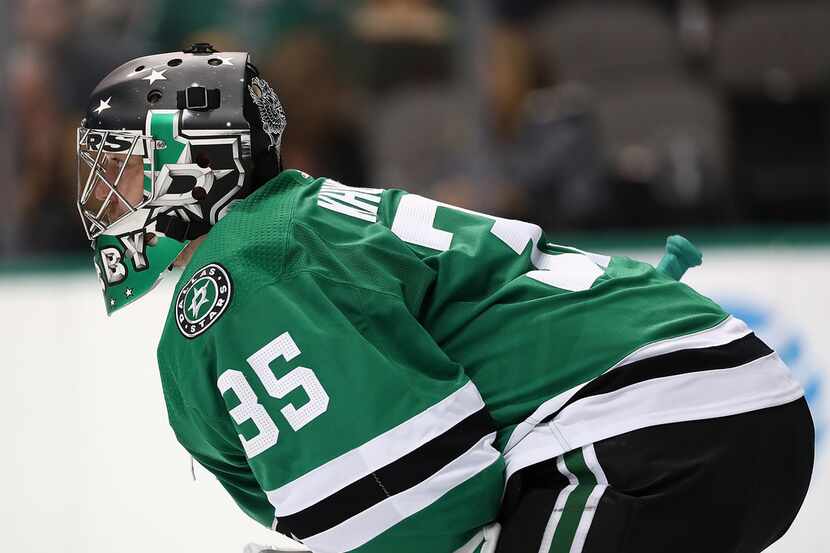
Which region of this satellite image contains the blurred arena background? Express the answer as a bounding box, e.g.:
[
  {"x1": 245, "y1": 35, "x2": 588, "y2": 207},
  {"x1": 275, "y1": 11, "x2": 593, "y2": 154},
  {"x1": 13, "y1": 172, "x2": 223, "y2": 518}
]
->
[{"x1": 0, "y1": 1, "x2": 828, "y2": 552}]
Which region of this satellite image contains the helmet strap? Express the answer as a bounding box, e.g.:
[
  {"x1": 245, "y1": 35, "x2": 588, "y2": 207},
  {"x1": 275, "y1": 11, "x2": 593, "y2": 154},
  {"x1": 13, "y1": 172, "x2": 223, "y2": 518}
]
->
[{"x1": 156, "y1": 213, "x2": 212, "y2": 242}]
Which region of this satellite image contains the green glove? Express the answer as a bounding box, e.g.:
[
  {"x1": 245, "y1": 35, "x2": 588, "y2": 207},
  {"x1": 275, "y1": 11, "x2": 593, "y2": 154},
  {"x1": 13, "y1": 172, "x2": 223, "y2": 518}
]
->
[{"x1": 657, "y1": 235, "x2": 702, "y2": 281}]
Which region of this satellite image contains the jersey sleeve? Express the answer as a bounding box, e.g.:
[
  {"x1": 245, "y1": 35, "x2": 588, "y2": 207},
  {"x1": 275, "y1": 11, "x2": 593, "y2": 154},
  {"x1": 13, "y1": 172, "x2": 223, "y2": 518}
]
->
[
  {"x1": 159, "y1": 359, "x2": 278, "y2": 528},
  {"x1": 172, "y1": 270, "x2": 505, "y2": 553}
]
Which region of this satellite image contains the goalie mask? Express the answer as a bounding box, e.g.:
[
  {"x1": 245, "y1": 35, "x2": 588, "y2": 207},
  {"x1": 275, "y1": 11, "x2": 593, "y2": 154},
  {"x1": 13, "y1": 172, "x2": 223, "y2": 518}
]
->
[{"x1": 77, "y1": 44, "x2": 286, "y2": 315}]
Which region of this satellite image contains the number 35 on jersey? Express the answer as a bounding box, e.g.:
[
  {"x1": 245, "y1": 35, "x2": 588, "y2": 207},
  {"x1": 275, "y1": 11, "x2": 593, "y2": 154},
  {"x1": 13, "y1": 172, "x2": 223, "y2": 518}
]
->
[{"x1": 217, "y1": 332, "x2": 330, "y2": 458}]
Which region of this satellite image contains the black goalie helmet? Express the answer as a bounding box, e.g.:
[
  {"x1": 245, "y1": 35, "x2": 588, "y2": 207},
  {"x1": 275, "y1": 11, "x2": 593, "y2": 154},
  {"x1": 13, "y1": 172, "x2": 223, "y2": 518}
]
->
[{"x1": 76, "y1": 43, "x2": 286, "y2": 314}]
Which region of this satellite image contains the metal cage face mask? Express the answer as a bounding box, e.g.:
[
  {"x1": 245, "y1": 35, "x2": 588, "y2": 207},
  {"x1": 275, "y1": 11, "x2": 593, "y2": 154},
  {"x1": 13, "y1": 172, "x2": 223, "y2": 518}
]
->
[
  {"x1": 77, "y1": 128, "x2": 156, "y2": 239},
  {"x1": 76, "y1": 125, "x2": 188, "y2": 316}
]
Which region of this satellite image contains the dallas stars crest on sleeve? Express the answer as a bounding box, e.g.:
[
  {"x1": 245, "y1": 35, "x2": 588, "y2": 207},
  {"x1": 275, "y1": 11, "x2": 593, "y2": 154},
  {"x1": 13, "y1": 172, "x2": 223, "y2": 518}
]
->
[{"x1": 175, "y1": 263, "x2": 233, "y2": 339}]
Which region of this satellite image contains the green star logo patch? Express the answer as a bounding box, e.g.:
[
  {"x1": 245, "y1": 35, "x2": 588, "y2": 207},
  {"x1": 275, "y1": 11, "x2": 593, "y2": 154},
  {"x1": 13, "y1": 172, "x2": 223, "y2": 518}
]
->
[{"x1": 176, "y1": 263, "x2": 233, "y2": 338}]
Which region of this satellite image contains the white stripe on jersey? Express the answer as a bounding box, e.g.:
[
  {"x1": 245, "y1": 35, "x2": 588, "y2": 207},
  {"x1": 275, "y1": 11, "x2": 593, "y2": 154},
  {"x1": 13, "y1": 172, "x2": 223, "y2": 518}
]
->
[
  {"x1": 454, "y1": 523, "x2": 502, "y2": 553},
  {"x1": 505, "y1": 351, "x2": 803, "y2": 481},
  {"x1": 302, "y1": 432, "x2": 501, "y2": 553},
  {"x1": 266, "y1": 381, "x2": 486, "y2": 517},
  {"x1": 537, "y1": 455, "x2": 579, "y2": 553},
  {"x1": 454, "y1": 529, "x2": 486, "y2": 553},
  {"x1": 504, "y1": 316, "x2": 754, "y2": 453},
  {"x1": 536, "y1": 445, "x2": 608, "y2": 553},
  {"x1": 569, "y1": 445, "x2": 608, "y2": 553}
]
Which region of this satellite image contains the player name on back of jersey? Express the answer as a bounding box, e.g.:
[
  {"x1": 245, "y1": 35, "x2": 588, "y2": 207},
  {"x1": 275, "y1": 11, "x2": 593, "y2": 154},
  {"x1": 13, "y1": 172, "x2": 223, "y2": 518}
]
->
[{"x1": 317, "y1": 179, "x2": 384, "y2": 223}]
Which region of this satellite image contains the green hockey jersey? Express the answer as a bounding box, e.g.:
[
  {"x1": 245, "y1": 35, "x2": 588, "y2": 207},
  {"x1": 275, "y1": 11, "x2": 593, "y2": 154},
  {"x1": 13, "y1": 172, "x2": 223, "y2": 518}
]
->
[{"x1": 157, "y1": 170, "x2": 803, "y2": 553}]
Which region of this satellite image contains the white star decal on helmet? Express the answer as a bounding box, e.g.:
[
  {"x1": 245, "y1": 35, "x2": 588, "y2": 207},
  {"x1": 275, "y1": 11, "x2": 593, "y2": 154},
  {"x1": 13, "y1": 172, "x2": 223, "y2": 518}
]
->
[
  {"x1": 143, "y1": 69, "x2": 168, "y2": 85},
  {"x1": 219, "y1": 57, "x2": 234, "y2": 66},
  {"x1": 93, "y1": 97, "x2": 112, "y2": 115}
]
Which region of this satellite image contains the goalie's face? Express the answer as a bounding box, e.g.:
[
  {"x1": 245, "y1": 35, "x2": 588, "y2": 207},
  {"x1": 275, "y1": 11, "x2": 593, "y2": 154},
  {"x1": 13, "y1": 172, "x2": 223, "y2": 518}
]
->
[
  {"x1": 88, "y1": 152, "x2": 144, "y2": 222},
  {"x1": 77, "y1": 128, "x2": 153, "y2": 239}
]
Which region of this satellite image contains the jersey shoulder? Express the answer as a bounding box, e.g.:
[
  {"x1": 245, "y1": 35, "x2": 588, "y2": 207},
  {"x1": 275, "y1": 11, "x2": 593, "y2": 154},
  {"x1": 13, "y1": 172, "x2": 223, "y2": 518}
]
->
[
  {"x1": 157, "y1": 171, "x2": 412, "y2": 365},
  {"x1": 157, "y1": 170, "x2": 312, "y2": 366}
]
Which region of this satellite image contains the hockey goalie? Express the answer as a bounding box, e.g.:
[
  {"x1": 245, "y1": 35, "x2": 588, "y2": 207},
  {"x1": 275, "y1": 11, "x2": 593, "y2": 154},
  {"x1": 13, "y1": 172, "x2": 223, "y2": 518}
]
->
[{"x1": 75, "y1": 45, "x2": 813, "y2": 553}]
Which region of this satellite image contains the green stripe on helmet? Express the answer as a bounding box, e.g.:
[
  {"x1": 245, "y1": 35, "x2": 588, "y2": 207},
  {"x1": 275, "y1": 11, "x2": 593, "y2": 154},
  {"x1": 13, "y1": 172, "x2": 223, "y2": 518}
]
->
[{"x1": 149, "y1": 110, "x2": 187, "y2": 171}]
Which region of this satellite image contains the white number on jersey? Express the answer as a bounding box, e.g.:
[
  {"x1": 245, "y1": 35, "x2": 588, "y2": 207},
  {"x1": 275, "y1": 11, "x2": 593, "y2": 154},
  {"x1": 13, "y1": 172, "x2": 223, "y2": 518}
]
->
[
  {"x1": 217, "y1": 332, "x2": 330, "y2": 458},
  {"x1": 390, "y1": 194, "x2": 610, "y2": 292}
]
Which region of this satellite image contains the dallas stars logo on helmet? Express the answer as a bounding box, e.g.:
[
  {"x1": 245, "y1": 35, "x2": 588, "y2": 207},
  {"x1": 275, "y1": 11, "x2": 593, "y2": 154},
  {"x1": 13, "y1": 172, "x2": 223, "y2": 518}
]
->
[{"x1": 176, "y1": 263, "x2": 233, "y2": 338}]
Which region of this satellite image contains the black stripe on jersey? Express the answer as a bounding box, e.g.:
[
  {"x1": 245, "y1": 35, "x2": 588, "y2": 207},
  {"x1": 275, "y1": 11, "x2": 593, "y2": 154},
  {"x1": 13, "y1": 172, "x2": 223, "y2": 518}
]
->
[
  {"x1": 541, "y1": 333, "x2": 773, "y2": 425},
  {"x1": 275, "y1": 408, "x2": 495, "y2": 540}
]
